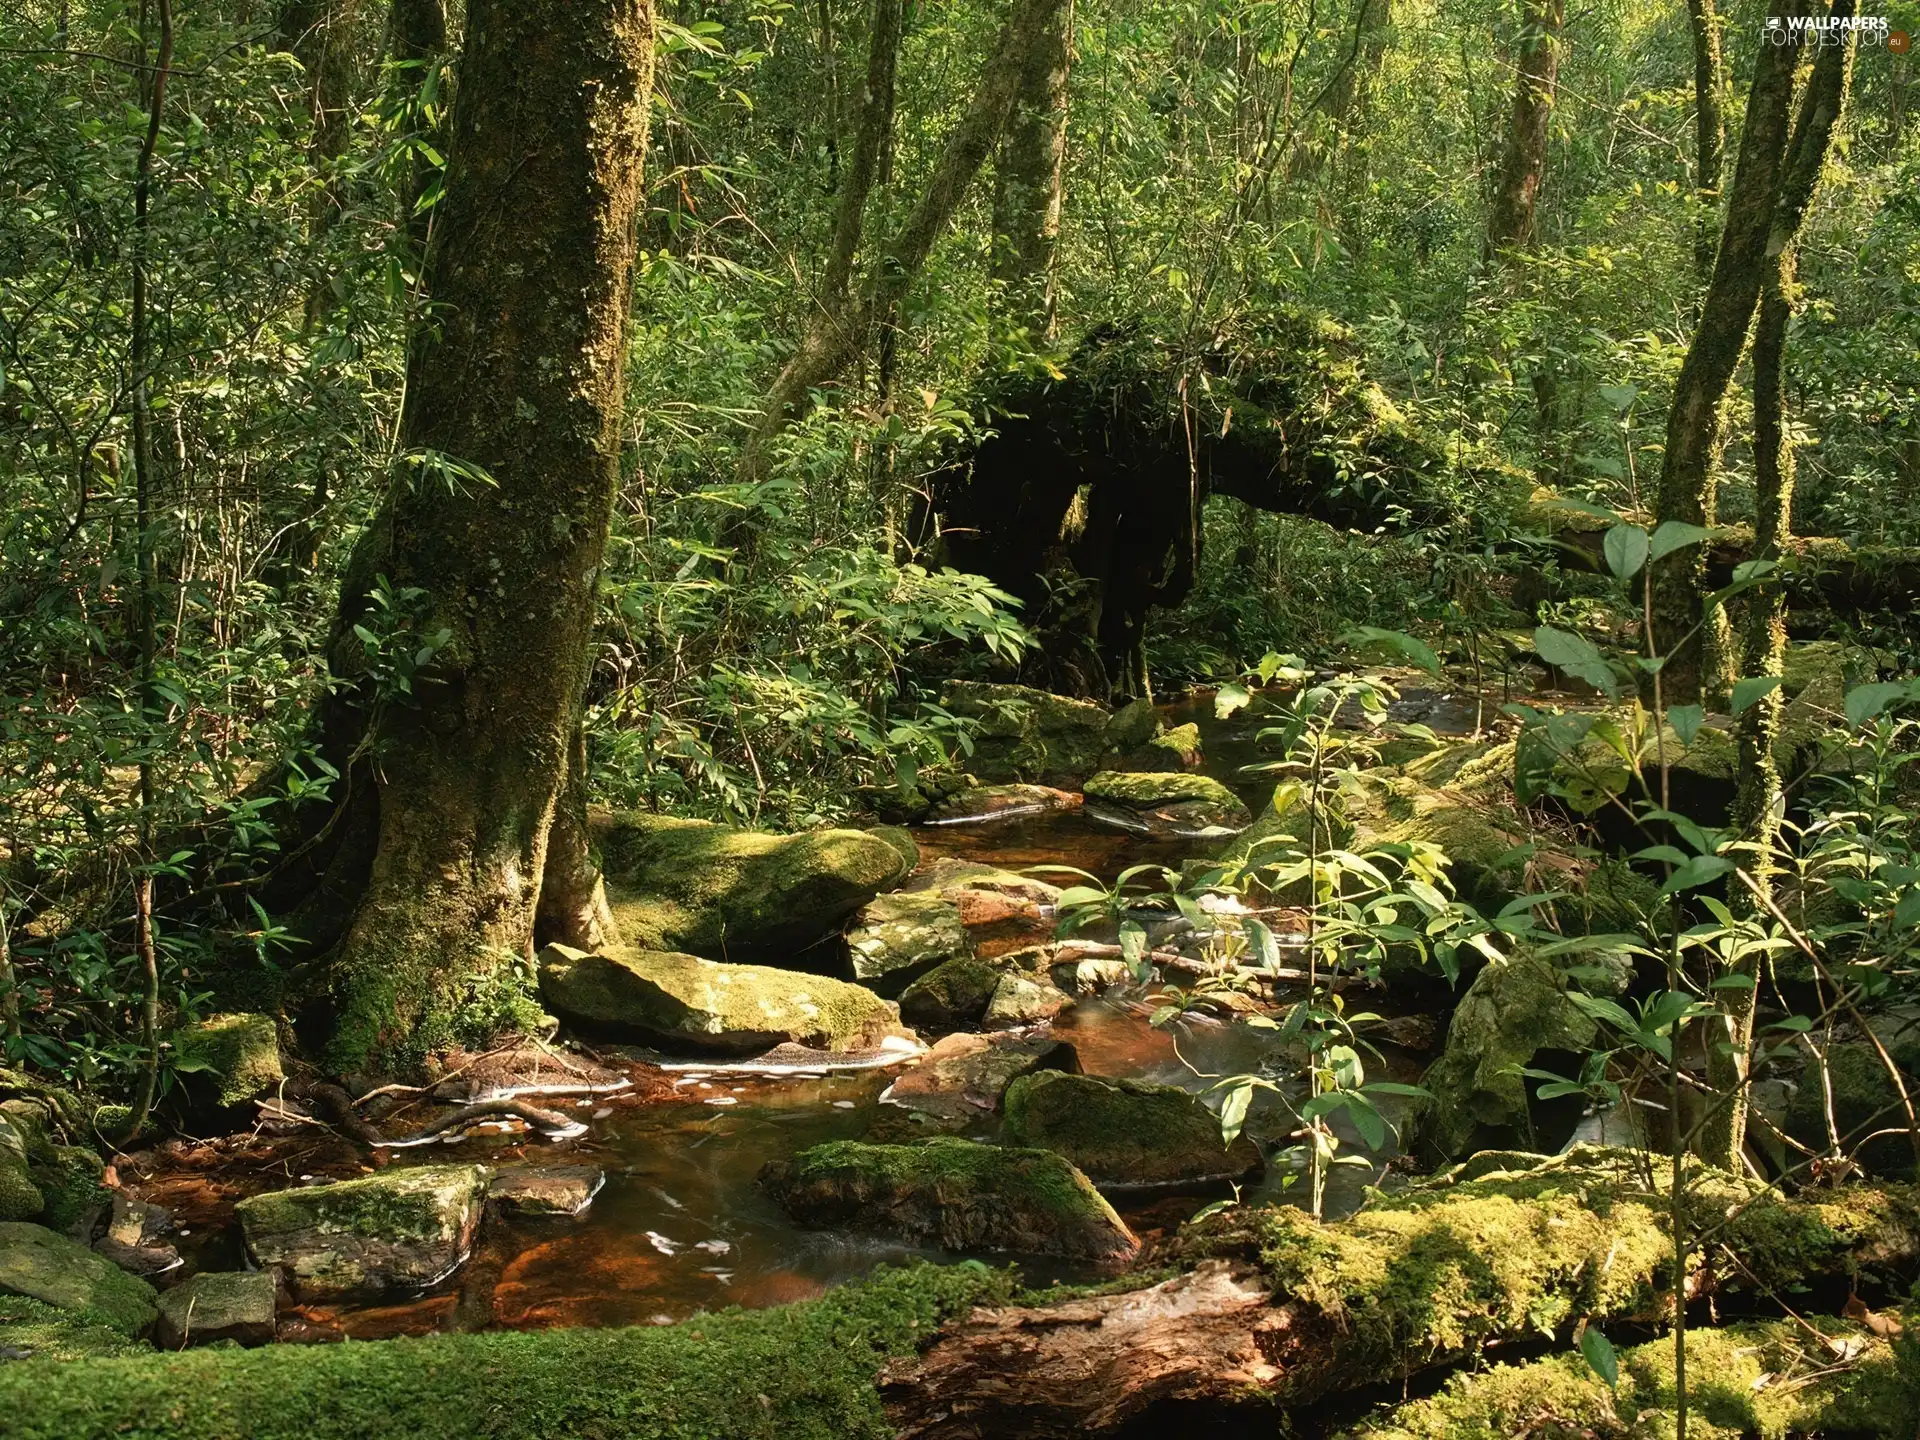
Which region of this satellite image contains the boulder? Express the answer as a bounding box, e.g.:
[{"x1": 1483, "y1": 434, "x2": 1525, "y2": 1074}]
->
[
  {"x1": 1118, "y1": 721, "x2": 1202, "y2": 772},
  {"x1": 898, "y1": 955, "x2": 1008, "y2": 1029},
  {"x1": 884, "y1": 1032, "x2": 1081, "y2": 1122},
  {"x1": 1002, "y1": 1071, "x2": 1263, "y2": 1186},
  {"x1": 154, "y1": 1270, "x2": 276, "y2": 1349},
  {"x1": 1082, "y1": 771, "x2": 1252, "y2": 837},
  {"x1": 0, "y1": 1093, "x2": 106, "y2": 1231},
  {"x1": 594, "y1": 811, "x2": 913, "y2": 963},
  {"x1": 845, "y1": 892, "x2": 972, "y2": 996},
  {"x1": 489, "y1": 1167, "x2": 605, "y2": 1218},
  {"x1": 94, "y1": 1192, "x2": 180, "y2": 1278},
  {"x1": 173, "y1": 1012, "x2": 283, "y2": 1111},
  {"x1": 0, "y1": 1120, "x2": 43, "y2": 1223},
  {"x1": 941, "y1": 681, "x2": 1137, "y2": 784},
  {"x1": 539, "y1": 944, "x2": 908, "y2": 1056},
  {"x1": 1417, "y1": 952, "x2": 1602, "y2": 1156},
  {"x1": 0, "y1": 1222, "x2": 157, "y2": 1336},
  {"x1": 923, "y1": 784, "x2": 1082, "y2": 825},
  {"x1": 235, "y1": 1163, "x2": 490, "y2": 1302},
  {"x1": 760, "y1": 1139, "x2": 1138, "y2": 1261},
  {"x1": 1786, "y1": 1042, "x2": 1920, "y2": 1180},
  {"x1": 903, "y1": 859, "x2": 1061, "y2": 959},
  {"x1": 983, "y1": 973, "x2": 1072, "y2": 1027}
]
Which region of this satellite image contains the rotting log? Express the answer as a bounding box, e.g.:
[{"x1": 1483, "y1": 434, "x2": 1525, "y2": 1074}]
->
[{"x1": 879, "y1": 1147, "x2": 1920, "y2": 1438}]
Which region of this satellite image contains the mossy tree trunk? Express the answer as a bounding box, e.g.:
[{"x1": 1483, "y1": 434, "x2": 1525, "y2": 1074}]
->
[
  {"x1": 1687, "y1": 0, "x2": 1725, "y2": 281},
  {"x1": 1702, "y1": 23, "x2": 1855, "y2": 1168},
  {"x1": 1485, "y1": 0, "x2": 1564, "y2": 253},
  {"x1": 384, "y1": 0, "x2": 449, "y2": 259},
  {"x1": 991, "y1": 0, "x2": 1072, "y2": 340},
  {"x1": 302, "y1": 0, "x2": 654, "y2": 1074}
]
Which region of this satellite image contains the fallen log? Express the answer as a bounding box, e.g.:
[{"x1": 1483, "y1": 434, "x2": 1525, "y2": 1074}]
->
[{"x1": 879, "y1": 1146, "x2": 1920, "y2": 1437}]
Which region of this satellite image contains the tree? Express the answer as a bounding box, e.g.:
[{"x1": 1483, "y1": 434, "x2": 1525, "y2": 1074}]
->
[
  {"x1": 277, "y1": 0, "x2": 364, "y2": 324},
  {"x1": 1687, "y1": 0, "x2": 1726, "y2": 280},
  {"x1": 1486, "y1": 0, "x2": 1565, "y2": 253},
  {"x1": 287, "y1": 0, "x2": 655, "y2": 1074},
  {"x1": 991, "y1": 0, "x2": 1073, "y2": 339}
]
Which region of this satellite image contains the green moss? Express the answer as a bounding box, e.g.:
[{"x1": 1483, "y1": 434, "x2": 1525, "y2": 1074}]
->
[
  {"x1": 939, "y1": 682, "x2": 1118, "y2": 782},
  {"x1": 0, "y1": 1293, "x2": 148, "y2": 1362},
  {"x1": 0, "y1": 1262, "x2": 1003, "y2": 1440},
  {"x1": 1083, "y1": 770, "x2": 1247, "y2": 814},
  {"x1": 1345, "y1": 1319, "x2": 1920, "y2": 1439},
  {"x1": 235, "y1": 1165, "x2": 490, "y2": 1248},
  {"x1": 1001, "y1": 1070, "x2": 1261, "y2": 1185},
  {"x1": 33, "y1": 1145, "x2": 105, "y2": 1232},
  {"x1": 0, "y1": 1157, "x2": 44, "y2": 1222},
  {"x1": 1118, "y1": 723, "x2": 1202, "y2": 771},
  {"x1": 0, "y1": 1222, "x2": 158, "y2": 1336},
  {"x1": 899, "y1": 955, "x2": 1005, "y2": 1028}
]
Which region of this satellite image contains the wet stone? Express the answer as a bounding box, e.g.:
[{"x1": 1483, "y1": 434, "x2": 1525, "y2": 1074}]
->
[
  {"x1": 984, "y1": 973, "x2": 1072, "y2": 1028},
  {"x1": 489, "y1": 1167, "x2": 605, "y2": 1218},
  {"x1": 154, "y1": 1270, "x2": 276, "y2": 1349},
  {"x1": 884, "y1": 1032, "x2": 1080, "y2": 1122},
  {"x1": 845, "y1": 892, "x2": 972, "y2": 996}
]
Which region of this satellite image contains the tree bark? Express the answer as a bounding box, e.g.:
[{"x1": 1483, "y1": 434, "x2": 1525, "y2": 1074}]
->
[
  {"x1": 820, "y1": 0, "x2": 904, "y2": 321},
  {"x1": 1687, "y1": 0, "x2": 1726, "y2": 280},
  {"x1": 991, "y1": 0, "x2": 1072, "y2": 340},
  {"x1": 1486, "y1": 0, "x2": 1565, "y2": 252},
  {"x1": 310, "y1": 0, "x2": 654, "y2": 1074},
  {"x1": 385, "y1": 0, "x2": 450, "y2": 258}
]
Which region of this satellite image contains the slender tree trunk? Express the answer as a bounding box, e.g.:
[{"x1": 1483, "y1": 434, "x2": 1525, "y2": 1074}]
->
[
  {"x1": 312, "y1": 0, "x2": 654, "y2": 1075},
  {"x1": 278, "y1": 0, "x2": 364, "y2": 326},
  {"x1": 739, "y1": 0, "x2": 1067, "y2": 491},
  {"x1": 991, "y1": 0, "x2": 1072, "y2": 340},
  {"x1": 1285, "y1": 0, "x2": 1393, "y2": 182},
  {"x1": 819, "y1": 0, "x2": 904, "y2": 323},
  {"x1": 1687, "y1": 0, "x2": 1726, "y2": 279},
  {"x1": 1486, "y1": 0, "x2": 1565, "y2": 252},
  {"x1": 385, "y1": 0, "x2": 449, "y2": 257},
  {"x1": 1700, "y1": 18, "x2": 1855, "y2": 1167}
]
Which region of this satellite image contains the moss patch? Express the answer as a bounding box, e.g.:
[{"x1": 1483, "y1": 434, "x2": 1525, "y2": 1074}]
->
[
  {"x1": 0, "y1": 1222, "x2": 158, "y2": 1336},
  {"x1": 898, "y1": 954, "x2": 1007, "y2": 1029},
  {"x1": 0, "y1": 1293, "x2": 148, "y2": 1362},
  {"x1": 173, "y1": 1013, "x2": 284, "y2": 1111},
  {"x1": 0, "y1": 1262, "x2": 1002, "y2": 1440},
  {"x1": 1084, "y1": 770, "x2": 1247, "y2": 814},
  {"x1": 1002, "y1": 1070, "x2": 1261, "y2": 1185},
  {"x1": 940, "y1": 681, "x2": 1121, "y2": 783}
]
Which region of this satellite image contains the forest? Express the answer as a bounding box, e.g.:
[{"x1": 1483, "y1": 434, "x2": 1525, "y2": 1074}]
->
[{"x1": 0, "y1": 0, "x2": 1918, "y2": 1433}]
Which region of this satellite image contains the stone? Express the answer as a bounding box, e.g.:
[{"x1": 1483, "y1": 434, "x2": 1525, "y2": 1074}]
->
[
  {"x1": 1001, "y1": 1071, "x2": 1263, "y2": 1187},
  {"x1": 593, "y1": 811, "x2": 913, "y2": 963},
  {"x1": 903, "y1": 859, "x2": 1061, "y2": 959},
  {"x1": 1082, "y1": 771, "x2": 1253, "y2": 837},
  {"x1": 1417, "y1": 952, "x2": 1602, "y2": 1156},
  {"x1": 154, "y1": 1270, "x2": 276, "y2": 1349},
  {"x1": 898, "y1": 955, "x2": 1009, "y2": 1029},
  {"x1": 940, "y1": 681, "x2": 1123, "y2": 784},
  {"x1": 94, "y1": 1194, "x2": 180, "y2": 1277},
  {"x1": 984, "y1": 972, "x2": 1072, "y2": 1028},
  {"x1": 0, "y1": 1222, "x2": 157, "y2": 1336},
  {"x1": 845, "y1": 892, "x2": 972, "y2": 996},
  {"x1": 1104, "y1": 697, "x2": 1160, "y2": 752},
  {"x1": 489, "y1": 1167, "x2": 605, "y2": 1218},
  {"x1": 236, "y1": 1163, "x2": 490, "y2": 1302},
  {"x1": 760, "y1": 1138, "x2": 1139, "y2": 1261},
  {"x1": 884, "y1": 1032, "x2": 1081, "y2": 1122},
  {"x1": 1118, "y1": 721, "x2": 1202, "y2": 772},
  {"x1": 539, "y1": 944, "x2": 908, "y2": 1056},
  {"x1": 1786, "y1": 1042, "x2": 1919, "y2": 1180},
  {"x1": 923, "y1": 784, "x2": 1082, "y2": 825},
  {"x1": 174, "y1": 1012, "x2": 284, "y2": 1110},
  {"x1": 0, "y1": 1122, "x2": 43, "y2": 1223}
]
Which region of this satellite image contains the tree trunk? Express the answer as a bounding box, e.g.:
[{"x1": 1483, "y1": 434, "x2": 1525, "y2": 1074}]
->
[
  {"x1": 739, "y1": 0, "x2": 1068, "y2": 490},
  {"x1": 1701, "y1": 19, "x2": 1856, "y2": 1168},
  {"x1": 1687, "y1": 0, "x2": 1726, "y2": 279},
  {"x1": 1649, "y1": 0, "x2": 1821, "y2": 705},
  {"x1": 310, "y1": 0, "x2": 654, "y2": 1075},
  {"x1": 1486, "y1": 0, "x2": 1564, "y2": 252},
  {"x1": 991, "y1": 0, "x2": 1072, "y2": 340},
  {"x1": 1284, "y1": 0, "x2": 1393, "y2": 183},
  {"x1": 278, "y1": 0, "x2": 365, "y2": 324},
  {"x1": 385, "y1": 0, "x2": 450, "y2": 257}
]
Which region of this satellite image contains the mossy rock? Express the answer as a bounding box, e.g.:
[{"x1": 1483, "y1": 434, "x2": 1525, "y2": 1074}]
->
[
  {"x1": 594, "y1": 811, "x2": 913, "y2": 963},
  {"x1": 1104, "y1": 697, "x2": 1159, "y2": 752},
  {"x1": 1117, "y1": 721, "x2": 1202, "y2": 773},
  {"x1": 940, "y1": 681, "x2": 1125, "y2": 784},
  {"x1": 845, "y1": 892, "x2": 972, "y2": 997},
  {"x1": 0, "y1": 1292, "x2": 147, "y2": 1362},
  {"x1": 898, "y1": 954, "x2": 1009, "y2": 1029},
  {"x1": 924, "y1": 783, "x2": 1081, "y2": 824},
  {"x1": 983, "y1": 972, "x2": 1072, "y2": 1027},
  {"x1": 884, "y1": 1032, "x2": 1082, "y2": 1122},
  {"x1": 32, "y1": 1144, "x2": 106, "y2": 1233},
  {"x1": 236, "y1": 1164, "x2": 490, "y2": 1303},
  {"x1": 1002, "y1": 1071, "x2": 1261, "y2": 1187},
  {"x1": 1787, "y1": 1041, "x2": 1920, "y2": 1180},
  {"x1": 761, "y1": 1138, "x2": 1138, "y2": 1261},
  {"x1": 1416, "y1": 951, "x2": 1602, "y2": 1156},
  {"x1": 0, "y1": 1222, "x2": 157, "y2": 1336},
  {"x1": 0, "y1": 1264, "x2": 1004, "y2": 1440},
  {"x1": 1082, "y1": 770, "x2": 1253, "y2": 837},
  {"x1": 155, "y1": 1270, "x2": 277, "y2": 1349},
  {"x1": 539, "y1": 943, "x2": 908, "y2": 1056},
  {"x1": 0, "y1": 1120, "x2": 44, "y2": 1222},
  {"x1": 173, "y1": 1012, "x2": 284, "y2": 1112},
  {"x1": 0, "y1": 1099, "x2": 106, "y2": 1231}
]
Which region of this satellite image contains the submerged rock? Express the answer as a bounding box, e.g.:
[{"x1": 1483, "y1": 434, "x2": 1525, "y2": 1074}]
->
[
  {"x1": 154, "y1": 1270, "x2": 276, "y2": 1349},
  {"x1": 236, "y1": 1163, "x2": 490, "y2": 1302},
  {"x1": 761, "y1": 1138, "x2": 1138, "y2": 1261},
  {"x1": 539, "y1": 944, "x2": 908, "y2": 1056},
  {"x1": 0, "y1": 1221, "x2": 157, "y2": 1336},
  {"x1": 983, "y1": 972, "x2": 1073, "y2": 1027},
  {"x1": 173, "y1": 1012, "x2": 284, "y2": 1112},
  {"x1": 845, "y1": 892, "x2": 972, "y2": 996},
  {"x1": 923, "y1": 783, "x2": 1082, "y2": 826},
  {"x1": 884, "y1": 1032, "x2": 1081, "y2": 1122},
  {"x1": 1002, "y1": 1071, "x2": 1262, "y2": 1187},
  {"x1": 594, "y1": 811, "x2": 913, "y2": 963},
  {"x1": 489, "y1": 1167, "x2": 605, "y2": 1218},
  {"x1": 1082, "y1": 770, "x2": 1252, "y2": 837}
]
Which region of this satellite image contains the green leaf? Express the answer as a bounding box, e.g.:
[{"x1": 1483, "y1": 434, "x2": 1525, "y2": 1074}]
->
[
  {"x1": 1730, "y1": 676, "x2": 1783, "y2": 715},
  {"x1": 1894, "y1": 888, "x2": 1920, "y2": 928},
  {"x1": 1666, "y1": 703, "x2": 1704, "y2": 746},
  {"x1": 1215, "y1": 683, "x2": 1252, "y2": 720},
  {"x1": 1581, "y1": 1326, "x2": 1620, "y2": 1391},
  {"x1": 1342, "y1": 1092, "x2": 1387, "y2": 1150},
  {"x1": 1661, "y1": 854, "x2": 1734, "y2": 895},
  {"x1": 1343, "y1": 626, "x2": 1441, "y2": 675},
  {"x1": 1218, "y1": 1082, "x2": 1254, "y2": 1147},
  {"x1": 1844, "y1": 682, "x2": 1909, "y2": 729},
  {"x1": 1532, "y1": 626, "x2": 1618, "y2": 698},
  {"x1": 1648, "y1": 521, "x2": 1714, "y2": 562},
  {"x1": 1602, "y1": 524, "x2": 1649, "y2": 581}
]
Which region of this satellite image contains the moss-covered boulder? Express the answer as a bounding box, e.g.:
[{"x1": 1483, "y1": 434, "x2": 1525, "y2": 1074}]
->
[
  {"x1": 1787, "y1": 1042, "x2": 1920, "y2": 1180},
  {"x1": 0, "y1": 1222, "x2": 157, "y2": 1336},
  {"x1": 845, "y1": 892, "x2": 972, "y2": 996},
  {"x1": 0, "y1": 1292, "x2": 147, "y2": 1362},
  {"x1": 0, "y1": 1118, "x2": 44, "y2": 1222},
  {"x1": 1417, "y1": 952, "x2": 1603, "y2": 1156},
  {"x1": 235, "y1": 1164, "x2": 490, "y2": 1302},
  {"x1": 1002, "y1": 1071, "x2": 1262, "y2": 1187},
  {"x1": 983, "y1": 972, "x2": 1072, "y2": 1027},
  {"x1": 539, "y1": 944, "x2": 908, "y2": 1056},
  {"x1": 902, "y1": 858, "x2": 1061, "y2": 959},
  {"x1": 761, "y1": 1139, "x2": 1138, "y2": 1261},
  {"x1": 173, "y1": 1012, "x2": 284, "y2": 1114},
  {"x1": 898, "y1": 954, "x2": 1009, "y2": 1028},
  {"x1": 594, "y1": 811, "x2": 913, "y2": 963},
  {"x1": 1082, "y1": 770, "x2": 1253, "y2": 837},
  {"x1": 154, "y1": 1270, "x2": 277, "y2": 1349},
  {"x1": 941, "y1": 682, "x2": 1138, "y2": 784},
  {"x1": 924, "y1": 783, "x2": 1083, "y2": 825},
  {"x1": 1118, "y1": 721, "x2": 1202, "y2": 773},
  {"x1": 883, "y1": 1032, "x2": 1081, "y2": 1122}
]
